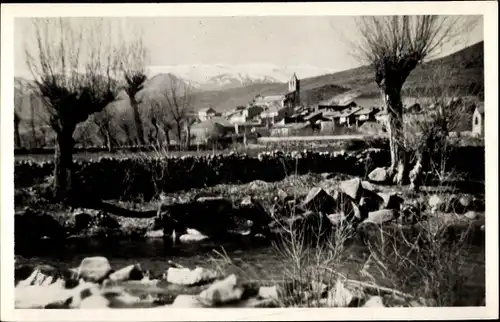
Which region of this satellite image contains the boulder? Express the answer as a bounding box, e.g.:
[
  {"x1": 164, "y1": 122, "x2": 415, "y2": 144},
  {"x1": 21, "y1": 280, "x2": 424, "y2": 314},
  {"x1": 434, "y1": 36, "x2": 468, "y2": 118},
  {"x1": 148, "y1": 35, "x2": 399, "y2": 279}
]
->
[
  {"x1": 258, "y1": 286, "x2": 279, "y2": 301},
  {"x1": 144, "y1": 229, "x2": 164, "y2": 238},
  {"x1": 78, "y1": 295, "x2": 110, "y2": 308},
  {"x1": 327, "y1": 213, "x2": 346, "y2": 226},
  {"x1": 238, "y1": 197, "x2": 274, "y2": 234},
  {"x1": 333, "y1": 191, "x2": 364, "y2": 221},
  {"x1": 179, "y1": 233, "x2": 210, "y2": 243},
  {"x1": 459, "y1": 194, "x2": 474, "y2": 212},
  {"x1": 16, "y1": 264, "x2": 75, "y2": 288},
  {"x1": 301, "y1": 187, "x2": 336, "y2": 213},
  {"x1": 368, "y1": 167, "x2": 389, "y2": 183},
  {"x1": 365, "y1": 209, "x2": 396, "y2": 224},
  {"x1": 464, "y1": 211, "x2": 480, "y2": 220},
  {"x1": 165, "y1": 267, "x2": 217, "y2": 286},
  {"x1": 339, "y1": 178, "x2": 362, "y2": 201},
  {"x1": 77, "y1": 256, "x2": 112, "y2": 283},
  {"x1": 198, "y1": 274, "x2": 244, "y2": 307},
  {"x1": 428, "y1": 194, "x2": 444, "y2": 213},
  {"x1": 170, "y1": 294, "x2": 206, "y2": 308},
  {"x1": 15, "y1": 279, "x2": 70, "y2": 309},
  {"x1": 359, "y1": 189, "x2": 384, "y2": 213},
  {"x1": 108, "y1": 264, "x2": 143, "y2": 283},
  {"x1": 362, "y1": 296, "x2": 385, "y2": 307},
  {"x1": 377, "y1": 192, "x2": 403, "y2": 210},
  {"x1": 276, "y1": 189, "x2": 289, "y2": 201}
]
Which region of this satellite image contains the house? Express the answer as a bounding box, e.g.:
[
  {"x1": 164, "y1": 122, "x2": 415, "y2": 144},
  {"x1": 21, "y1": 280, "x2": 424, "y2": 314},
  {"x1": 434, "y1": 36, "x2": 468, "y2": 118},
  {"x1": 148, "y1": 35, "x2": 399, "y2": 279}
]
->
[
  {"x1": 322, "y1": 106, "x2": 362, "y2": 127},
  {"x1": 270, "y1": 122, "x2": 312, "y2": 137},
  {"x1": 190, "y1": 117, "x2": 236, "y2": 143},
  {"x1": 472, "y1": 103, "x2": 485, "y2": 136},
  {"x1": 317, "y1": 90, "x2": 361, "y2": 111},
  {"x1": 353, "y1": 107, "x2": 380, "y2": 126},
  {"x1": 228, "y1": 111, "x2": 247, "y2": 124},
  {"x1": 234, "y1": 121, "x2": 264, "y2": 135},
  {"x1": 198, "y1": 107, "x2": 218, "y2": 121}
]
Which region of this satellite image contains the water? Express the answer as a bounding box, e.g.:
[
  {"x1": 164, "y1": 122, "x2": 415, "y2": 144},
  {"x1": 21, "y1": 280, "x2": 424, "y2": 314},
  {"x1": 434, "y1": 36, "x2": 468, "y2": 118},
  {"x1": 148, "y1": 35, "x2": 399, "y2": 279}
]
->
[
  {"x1": 15, "y1": 237, "x2": 287, "y2": 281},
  {"x1": 15, "y1": 236, "x2": 485, "y2": 306}
]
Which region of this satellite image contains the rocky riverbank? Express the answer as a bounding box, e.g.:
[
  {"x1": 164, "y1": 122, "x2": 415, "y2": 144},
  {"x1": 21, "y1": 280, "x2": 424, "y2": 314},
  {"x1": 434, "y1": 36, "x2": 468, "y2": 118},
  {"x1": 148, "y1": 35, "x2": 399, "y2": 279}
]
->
[{"x1": 15, "y1": 255, "x2": 442, "y2": 309}]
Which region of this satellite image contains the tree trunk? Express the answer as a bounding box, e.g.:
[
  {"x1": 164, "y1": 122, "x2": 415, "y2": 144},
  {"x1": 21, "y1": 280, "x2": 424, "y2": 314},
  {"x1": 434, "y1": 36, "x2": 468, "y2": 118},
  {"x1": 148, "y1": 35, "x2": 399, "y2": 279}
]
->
[
  {"x1": 54, "y1": 126, "x2": 75, "y2": 201},
  {"x1": 186, "y1": 125, "x2": 191, "y2": 148},
  {"x1": 130, "y1": 96, "x2": 146, "y2": 146},
  {"x1": 163, "y1": 125, "x2": 170, "y2": 146},
  {"x1": 384, "y1": 87, "x2": 409, "y2": 185},
  {"x1": 30, "y1": 93, "x2": 38, "y2": 148},
  {"x1": 176, "y1": 122, "x2": 182, "y2": 151},
  {"x1": 14, "y1": 115, "x2": 21, "y2": 149}
]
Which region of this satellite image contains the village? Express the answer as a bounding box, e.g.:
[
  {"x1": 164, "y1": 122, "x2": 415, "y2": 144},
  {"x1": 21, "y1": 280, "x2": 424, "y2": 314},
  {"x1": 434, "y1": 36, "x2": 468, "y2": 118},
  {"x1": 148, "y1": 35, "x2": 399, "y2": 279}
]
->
[{"x1": 190, "y1": 73, "x2": 485, "y2": 146}]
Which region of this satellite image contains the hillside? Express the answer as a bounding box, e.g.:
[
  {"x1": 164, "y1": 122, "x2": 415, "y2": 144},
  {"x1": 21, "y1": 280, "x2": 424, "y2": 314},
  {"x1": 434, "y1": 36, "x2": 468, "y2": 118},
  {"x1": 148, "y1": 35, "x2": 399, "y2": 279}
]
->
[{"x1": 14, "y1": 41, "x2": 484, "y2": 129}]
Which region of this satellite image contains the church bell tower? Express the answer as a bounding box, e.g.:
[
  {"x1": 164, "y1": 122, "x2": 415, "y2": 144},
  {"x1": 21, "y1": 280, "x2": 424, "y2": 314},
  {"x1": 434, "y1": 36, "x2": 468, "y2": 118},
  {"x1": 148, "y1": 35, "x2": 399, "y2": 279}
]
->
[{"x1": 288, "y1": 73, "x2": 300, "y2": 106}]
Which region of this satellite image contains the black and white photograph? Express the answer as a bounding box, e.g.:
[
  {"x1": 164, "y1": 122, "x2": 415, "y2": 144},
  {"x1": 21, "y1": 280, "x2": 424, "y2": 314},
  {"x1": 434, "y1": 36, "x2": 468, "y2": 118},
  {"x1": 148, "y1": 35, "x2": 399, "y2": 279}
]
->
[{"x1": 1, "y1": 2, "x2": 498, "y2": 321}]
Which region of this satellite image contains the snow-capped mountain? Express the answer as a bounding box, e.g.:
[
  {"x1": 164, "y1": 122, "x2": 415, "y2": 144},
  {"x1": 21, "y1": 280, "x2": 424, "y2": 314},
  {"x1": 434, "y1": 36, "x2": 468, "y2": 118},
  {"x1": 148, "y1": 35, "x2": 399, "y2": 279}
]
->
[{"x1": 146, "y1": 63, "x2": 338, "y2": 91}]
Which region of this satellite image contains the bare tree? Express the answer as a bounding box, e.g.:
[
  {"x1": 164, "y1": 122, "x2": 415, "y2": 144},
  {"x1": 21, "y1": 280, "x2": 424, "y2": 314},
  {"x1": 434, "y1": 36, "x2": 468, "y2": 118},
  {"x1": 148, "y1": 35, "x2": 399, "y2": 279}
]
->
[
  {"x1": 352, "y1": 15, "x2": 478, "y2": 185},
  {"x1": 160, "y1": 76, "x2": 194, "y2": 149},
  {"x1": 25, "y1": 18, "x2": 120, "y2": 200},
  {"x1": 148, "y1": 97, "x2": 173, "y2": 147},
  {"x1": 118, "y1": 29, "x2": 148, "y2": 147},
  {"x1": 91, "y1": 107, "x2": 118, "y2": 152}
]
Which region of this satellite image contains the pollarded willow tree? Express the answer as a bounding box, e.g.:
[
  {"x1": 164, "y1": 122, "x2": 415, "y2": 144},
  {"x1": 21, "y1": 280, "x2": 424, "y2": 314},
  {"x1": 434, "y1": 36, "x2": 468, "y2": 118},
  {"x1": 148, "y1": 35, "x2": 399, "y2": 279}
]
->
[
  {"x1": 25, "y1": 18, "x2": 121, "y2": 200},
  {"x1": 118, "y1": 28, "x2": 149, "y2": 147},
  {"x1": 353, "y1": 15, "x2": 478, "y2": 185}
]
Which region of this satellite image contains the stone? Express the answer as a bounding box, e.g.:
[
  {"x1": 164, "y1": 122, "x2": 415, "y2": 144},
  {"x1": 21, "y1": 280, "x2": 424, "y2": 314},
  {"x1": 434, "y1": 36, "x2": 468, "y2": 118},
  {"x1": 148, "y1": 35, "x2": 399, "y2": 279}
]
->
[
  {"x1": 108, "y1": 264, "x2": 143, "y2": 283},
  {"x1": 78, "y1": 295, "x2": 110, "y2": 308},
  {"x1": 179, "y1": 229, "x2": 210, "y2": 243},
  {"x1": 198, "y1": 274, "x2": 244, "y2": 307},
  {"x1": 459, "y1": 195, "x2": 474, "y2": 211},
  {"x1": 165, "y1": 267, "x2": 217, "y2": 286},
  {"x1": 258, "y1": 286, "x2": 279, "y2": 301},
  {"x1": 464, "y1": 211, "x2": 480, "y2": 220},
  {"x1": 145, "y1": 229, "x2": 164, "y2": 238},
  {"x1": 365, "y1": 209, "x2": 396, "y2": 224},
  {"x1": 15, "y1": 279, "x2": 70, "y2": 309},
  {"x1": 325, "y1": 279, "x2": 354, "y2": 307},
  {"x1": 377, "y1": 192, "x2": 403, "y2": 210},
  {"x1": 334, "y1": 191, "x2": 364, "y2": 221},
  {"x1": 16, "y1": 265, "x2": 63, "y2": 287},
  {"x1": 428, "y1": 194, "x2": 444, "y2": 213},
  {"x1": 368, "y1": 167, "x2": 388, "y2": 183},
  {"x1": 301, "y1": 187, "x2": 336, "y2": 213},
  {"x1": 276, "y1": 189, "x2": 289, "y2": 201},
  {"x1": 363, "y1": 296, "x2": 385, "y2": 307},
  {"x1": 339, "y1": 178, "x2": 362, "y2": 201},
  {"x1": 77, "y1": 256, "x2": 112, "y2": 283},
  {"x1": 480, "y1": 225, "x2": 485, "y2": 232},
  {"x1": 171, "y1": 294, "x2": 206, "y2": 308},
  {"x1": 327, "y1": 213, "x2": 345, "y2": 225}
]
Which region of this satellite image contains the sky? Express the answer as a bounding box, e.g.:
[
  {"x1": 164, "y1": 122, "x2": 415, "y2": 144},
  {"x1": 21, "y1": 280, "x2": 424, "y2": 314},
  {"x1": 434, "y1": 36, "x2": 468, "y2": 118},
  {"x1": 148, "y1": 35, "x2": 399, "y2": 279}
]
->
[{"x1": 14, "y1": 16, "x2": 484, "y2": 79}]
